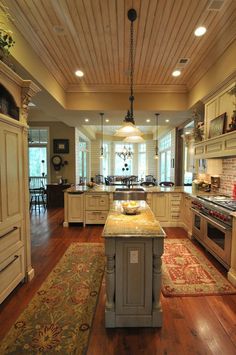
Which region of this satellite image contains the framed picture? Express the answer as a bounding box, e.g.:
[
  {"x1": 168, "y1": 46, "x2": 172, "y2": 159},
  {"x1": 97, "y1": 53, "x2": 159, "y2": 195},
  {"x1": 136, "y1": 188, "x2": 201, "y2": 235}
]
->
[
  {"x1": 53, "y1": 139, "x2": 69, "y2": 154},
  {"x1": 208, "y1": 113, "x2": 226, "y2": 139}
]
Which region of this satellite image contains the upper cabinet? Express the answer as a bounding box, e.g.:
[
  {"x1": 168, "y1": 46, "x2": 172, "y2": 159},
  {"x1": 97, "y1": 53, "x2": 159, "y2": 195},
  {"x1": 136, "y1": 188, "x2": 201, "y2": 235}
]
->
[
  {"x1": 0, "y1": 61, "x2": 40, "y2": 124},
  {"x1": 194, "y1": 81, "x2": 236, "y2": 159}
]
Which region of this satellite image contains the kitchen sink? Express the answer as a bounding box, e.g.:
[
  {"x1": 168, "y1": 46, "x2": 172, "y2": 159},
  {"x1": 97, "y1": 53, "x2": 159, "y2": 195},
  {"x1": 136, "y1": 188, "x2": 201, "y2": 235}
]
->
[
  {"x1": 113, "y1": 187, "x2": 146, "y2": 201},
  {"x1": 115, "y1": 187, "x2": 144, "y2": 192}
]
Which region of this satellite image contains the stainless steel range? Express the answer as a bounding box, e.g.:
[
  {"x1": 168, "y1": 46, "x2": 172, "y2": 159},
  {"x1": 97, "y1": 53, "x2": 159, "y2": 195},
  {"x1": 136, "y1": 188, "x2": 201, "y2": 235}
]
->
[{"x1": 191, "y1": 195, "x2": 235, "y2": 269}]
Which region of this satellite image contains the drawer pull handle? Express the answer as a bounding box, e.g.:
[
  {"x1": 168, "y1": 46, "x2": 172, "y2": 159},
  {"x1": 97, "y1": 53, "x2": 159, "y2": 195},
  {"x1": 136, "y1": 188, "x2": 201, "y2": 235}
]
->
[
  {"x1": 0, "y1": 226, "x2": 18, "y2": 239},
  {"x1": 0, "y1": 255, "x2": 19, "y2": 273}
]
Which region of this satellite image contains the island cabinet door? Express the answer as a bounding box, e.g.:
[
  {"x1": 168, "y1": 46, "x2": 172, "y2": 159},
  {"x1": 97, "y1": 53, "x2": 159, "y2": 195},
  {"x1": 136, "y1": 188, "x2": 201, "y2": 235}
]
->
[
  {"x1": 115, "y1": 238, "x2": 152, "y2": 315},
  {"x1": 151, "y1": 193, "x2": 169, "y2": 222},
  {"x1": 67, "y1": 194, "x2": 84, "y2": 222}
]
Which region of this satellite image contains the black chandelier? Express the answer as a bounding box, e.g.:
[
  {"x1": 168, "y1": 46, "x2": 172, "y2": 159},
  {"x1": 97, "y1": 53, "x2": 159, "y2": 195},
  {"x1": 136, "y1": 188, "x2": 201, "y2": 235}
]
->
[{"x1": 116, "y1": 146, "x2": 133, "y2": 161}]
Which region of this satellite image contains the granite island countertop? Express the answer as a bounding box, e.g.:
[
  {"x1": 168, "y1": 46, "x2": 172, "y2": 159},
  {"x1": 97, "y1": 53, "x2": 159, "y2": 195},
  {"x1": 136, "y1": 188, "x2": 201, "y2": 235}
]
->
[
  {"x1": 64, "y1": 184, "x2": 214, "y2": 197},
  {"x1": 102, "y1": 200, "x2": 166, "y2": 238}
]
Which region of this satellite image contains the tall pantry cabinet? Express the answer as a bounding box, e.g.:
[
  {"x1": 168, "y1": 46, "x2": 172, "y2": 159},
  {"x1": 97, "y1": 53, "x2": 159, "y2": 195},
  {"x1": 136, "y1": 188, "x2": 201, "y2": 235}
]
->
[{"x1": 0, "y1": 61, "x2": 40, "y2": 303}]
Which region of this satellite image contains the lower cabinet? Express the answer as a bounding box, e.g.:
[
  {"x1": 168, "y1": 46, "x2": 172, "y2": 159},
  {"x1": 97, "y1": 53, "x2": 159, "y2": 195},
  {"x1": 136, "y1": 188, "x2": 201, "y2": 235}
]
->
[
  {"x1": 67, "y1": 194, "x2": 84, "y2": 223},
  {"x1": 169, "y1": 193, "x2": 181, "y2": 221},
  {"x1": 85, "y1": 193, "x2": 109, "y2": 226},
  {"x1": 180, "y1": 194, "x2": 193, "y2": 236},
  {"x1": 151, "y1": 193, "x2": 169, "y2": 222},
  {"x1": 0, "y1": 246, "x2": 25, "y2": 304}
]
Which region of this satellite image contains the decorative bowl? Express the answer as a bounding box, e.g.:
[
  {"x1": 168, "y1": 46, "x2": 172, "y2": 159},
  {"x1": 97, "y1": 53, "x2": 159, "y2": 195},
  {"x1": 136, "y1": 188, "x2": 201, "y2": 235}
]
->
[{"x1": 122, "y1": 201, "x2": 140, "y2": 215}]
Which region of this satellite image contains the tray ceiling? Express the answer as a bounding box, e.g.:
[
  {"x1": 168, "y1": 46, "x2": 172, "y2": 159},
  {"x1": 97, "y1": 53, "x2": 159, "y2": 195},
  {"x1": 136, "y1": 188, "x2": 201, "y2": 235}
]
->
[{"x1": 2, "y1": 0, "x2": 236, "y2": 93}]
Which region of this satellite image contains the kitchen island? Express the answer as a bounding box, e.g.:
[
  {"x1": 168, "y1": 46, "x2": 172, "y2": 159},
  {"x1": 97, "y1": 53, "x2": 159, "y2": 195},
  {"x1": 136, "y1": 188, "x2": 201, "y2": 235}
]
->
[{"x1": 102, "y1": 200, "x2": 166, "y2": 327}]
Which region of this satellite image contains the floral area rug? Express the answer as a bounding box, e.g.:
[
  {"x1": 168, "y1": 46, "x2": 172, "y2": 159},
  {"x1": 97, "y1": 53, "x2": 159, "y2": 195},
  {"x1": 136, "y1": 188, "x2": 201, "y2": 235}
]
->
[
  {"x1": 0, "y1": 243, "x2": 104, "y2": 354},
  {"x1": 162, "y1": 239, "x2": 236, "y2": 297}
]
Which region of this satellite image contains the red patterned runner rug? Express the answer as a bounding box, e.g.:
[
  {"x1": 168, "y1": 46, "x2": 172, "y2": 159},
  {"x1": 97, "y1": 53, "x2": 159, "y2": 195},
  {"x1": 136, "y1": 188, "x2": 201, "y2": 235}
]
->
[
  {"x1": 0, "y1": 243, "x2": 104, "y2": 354},
  {"x1": 162, "y1": 239, "x2": 236, "y2": 297}
]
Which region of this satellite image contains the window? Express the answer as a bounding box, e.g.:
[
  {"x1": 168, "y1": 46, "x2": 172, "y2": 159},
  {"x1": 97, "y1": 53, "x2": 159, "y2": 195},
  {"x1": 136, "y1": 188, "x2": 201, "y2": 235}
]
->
[
  {"x1": 138, "y1": 143, "x2": 146, "y2": 180},
  {"x1": 28, "y1": 128, "x2": 49, "y2": 188},
  {"x1": 79, "y1": 138, "x2": 88, "y2": 183},
  {"x1": 160, "y1": 133, "x2": 171, "y2": 181},
  {"x1": 114, "y1": 144, "x2": 133, "y2": 175},
  {"x1": 101, "y1": 143, "x2": 110, "y2": 177}
]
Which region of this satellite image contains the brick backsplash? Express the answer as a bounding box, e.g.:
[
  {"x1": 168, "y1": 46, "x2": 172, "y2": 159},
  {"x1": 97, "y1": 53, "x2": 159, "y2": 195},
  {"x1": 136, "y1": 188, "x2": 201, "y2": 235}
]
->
[{"x1": 219, "y1": 157, "x2": 236, "y2": 196}]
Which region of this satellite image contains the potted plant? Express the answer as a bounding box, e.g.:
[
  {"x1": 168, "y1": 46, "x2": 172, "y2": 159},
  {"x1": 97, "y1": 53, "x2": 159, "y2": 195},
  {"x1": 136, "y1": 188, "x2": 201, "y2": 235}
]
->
[{"x1": 0, "y1": 28, "x2": 15, "y2": 59}]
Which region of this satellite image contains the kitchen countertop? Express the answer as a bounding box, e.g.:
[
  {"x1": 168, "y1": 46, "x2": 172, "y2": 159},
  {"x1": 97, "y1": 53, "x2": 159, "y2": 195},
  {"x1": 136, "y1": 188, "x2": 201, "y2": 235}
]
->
[
  {"x1": 64, "y1": 184, "x2": 214, "y2": 197},
  {"x1": 102, "y1": 200, "x2": 166, "y2": 238}
]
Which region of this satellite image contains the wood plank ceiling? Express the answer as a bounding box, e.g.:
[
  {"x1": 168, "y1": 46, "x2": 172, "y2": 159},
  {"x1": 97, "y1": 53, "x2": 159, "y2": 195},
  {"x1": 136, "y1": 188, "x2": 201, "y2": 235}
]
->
[{"x1": 2, "y1": 0, "x2": 236, "y2": 94}]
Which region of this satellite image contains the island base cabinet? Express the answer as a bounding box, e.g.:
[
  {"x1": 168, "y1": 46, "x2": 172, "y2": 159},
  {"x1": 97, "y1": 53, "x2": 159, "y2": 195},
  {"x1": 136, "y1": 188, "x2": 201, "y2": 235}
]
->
[{"x1": 104, "y1": 237, "x2": 163, "y2": 328}]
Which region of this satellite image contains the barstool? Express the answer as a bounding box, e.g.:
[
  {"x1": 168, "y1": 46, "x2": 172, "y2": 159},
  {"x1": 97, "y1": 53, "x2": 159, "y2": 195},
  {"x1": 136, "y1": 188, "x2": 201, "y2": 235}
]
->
[{"x1": 29, "y1": 188, "x2": 46, "y2": 212}]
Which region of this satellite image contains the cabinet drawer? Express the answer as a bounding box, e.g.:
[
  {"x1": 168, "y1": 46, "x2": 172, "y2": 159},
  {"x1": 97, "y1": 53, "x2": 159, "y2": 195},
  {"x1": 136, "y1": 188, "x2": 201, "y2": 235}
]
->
[
  {"x1": 170, "y1": 194, "x2": 181, "y2": 201},
  {"x1": 85, "y1": 211, "x2": 108, "y2": 224},
  {"x1": 0, "y1": 223, "x2": 23, "y2": 262},
  {"x1": 0, "y1": 247, "x2": 25, "y2": 303},
  {"x1": 170, "y1": 213, "x2": 180, "y2": 220},
  {"x1": 85, "y1": 194, "x2": 109, "y2": 210},
  {"x1": 170, "y1": 200, "x2": 181, "y2": 208},
  {"x1": 170, "y1": 206, "x2": 180, "y2": 212}
]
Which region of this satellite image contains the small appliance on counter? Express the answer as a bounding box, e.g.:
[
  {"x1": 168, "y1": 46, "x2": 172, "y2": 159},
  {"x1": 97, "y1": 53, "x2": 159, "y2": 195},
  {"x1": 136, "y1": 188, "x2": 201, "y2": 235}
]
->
[{"x1": 211, "y1": 176, "x2": 220, "y2": 192}]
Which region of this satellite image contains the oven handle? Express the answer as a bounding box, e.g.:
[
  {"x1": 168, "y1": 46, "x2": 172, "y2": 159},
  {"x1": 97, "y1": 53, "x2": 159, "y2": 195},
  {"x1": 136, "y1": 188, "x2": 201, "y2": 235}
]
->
[{"x1": 191, "y1": 208, "x2": 231, "y2": 231}]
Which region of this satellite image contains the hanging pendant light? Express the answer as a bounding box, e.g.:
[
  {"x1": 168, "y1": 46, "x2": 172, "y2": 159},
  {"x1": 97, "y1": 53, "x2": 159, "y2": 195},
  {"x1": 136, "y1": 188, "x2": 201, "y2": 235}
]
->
[
  {"x1": 154, "y1": 113, "x2": 159, "y2": 159},
  {"x1": 100, "y1": 112, "x2": 104, "y2": 159},
  {"x1": 114, "y1": 8, "x2": 143, "y2": 139},
  {"x1": 124, "y1": 135, "x2": 144, "y2": 143}
]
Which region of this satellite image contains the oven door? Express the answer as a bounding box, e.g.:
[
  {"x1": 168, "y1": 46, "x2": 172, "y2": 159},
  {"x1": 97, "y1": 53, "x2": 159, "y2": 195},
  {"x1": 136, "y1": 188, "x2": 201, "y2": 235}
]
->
[
  {"x1": 191, "y1": 209, "x2": 205, "y2": 243},
  {"x1": 204, "y1": 215, "x2": 231, "y2": 268}
]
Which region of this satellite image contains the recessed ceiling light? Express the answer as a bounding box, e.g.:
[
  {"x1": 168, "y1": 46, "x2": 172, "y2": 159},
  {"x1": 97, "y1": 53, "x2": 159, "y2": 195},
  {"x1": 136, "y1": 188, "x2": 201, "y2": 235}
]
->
[
  {"x1": 85, "y1": 118, "x2": 89, "y2": 122},
  {"x1": 194, "y1": 26, "x2": 207, "y2": 37},
  {"x1": 105, "y1": 119, "x2": 109, "y2": 122},
  {"x1": 75, "y1": 70, "x2": 84, "y2": 77},
  {"x1": 146, "y1": 119, "x2": 150, "y2": 122},
  {"x1": 172, "y1": 70, "x2": 181, "y2": 77},
  {"x1": 165, "y1": 119, "x2": 169, "y2": 122},
  {"x1": 185, "y1": 131, "x2": 190, "y2": 135}
]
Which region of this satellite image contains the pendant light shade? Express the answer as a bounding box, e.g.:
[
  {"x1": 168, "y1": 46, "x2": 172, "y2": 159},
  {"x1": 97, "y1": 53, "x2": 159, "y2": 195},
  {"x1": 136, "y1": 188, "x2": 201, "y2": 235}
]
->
[
  {"x1": 123, "y1": 135, "x2": 145, "y2": 143},
  {"x1": 114, "y1": 8, "x2": 144, "y2": 139},
  {"x1": 115, "y1": 122, "x2": 143, "y2": 137},
  {"x1": 154, "y1": 113, "x2": 159, "y2": 159}
]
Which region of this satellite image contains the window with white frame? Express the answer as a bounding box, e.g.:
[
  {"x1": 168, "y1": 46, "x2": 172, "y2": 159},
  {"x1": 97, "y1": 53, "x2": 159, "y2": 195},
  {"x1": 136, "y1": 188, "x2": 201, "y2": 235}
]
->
[
  {"x1": 101, "y1": 143, "x2": 110, "y2": 177},
  {"x1": 78, "y1": 137, "x2": 89, "y2": 183},
  {"x1": 159, "y1": 133, "x2": 171, "y2": 182},
  {"x1": 28, "y1": 128, "x2": 49, "y2": 188},
  {"x1": 138, "y1": 143, "x2": 146, "y2": 180}
]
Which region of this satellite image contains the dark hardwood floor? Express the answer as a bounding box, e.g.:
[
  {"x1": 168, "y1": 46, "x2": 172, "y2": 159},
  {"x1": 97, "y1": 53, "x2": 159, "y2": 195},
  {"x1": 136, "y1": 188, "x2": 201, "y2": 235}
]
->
[{"x1": 1, "y1": 209, "x2": 236, "y2": 354}]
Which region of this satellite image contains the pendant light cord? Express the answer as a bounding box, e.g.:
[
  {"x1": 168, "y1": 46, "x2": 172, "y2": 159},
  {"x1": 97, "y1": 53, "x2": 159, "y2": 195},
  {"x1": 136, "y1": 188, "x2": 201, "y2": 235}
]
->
[
  {"x1": 155, "y1": 113, "x2": 160, "y2": 155},
  {"x1": 100, "y1": 112, "x2": 104, "y2": 156},
  {"x1": 125, "y1": 8, "x2": 137, "y2": 125}
]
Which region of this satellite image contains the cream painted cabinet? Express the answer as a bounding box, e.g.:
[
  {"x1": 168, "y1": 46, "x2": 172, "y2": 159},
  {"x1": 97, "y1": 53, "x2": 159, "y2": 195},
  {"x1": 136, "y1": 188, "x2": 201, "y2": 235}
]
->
[
  {"x1": 180, "y1": 194, "x2": 193, "y2": 237},
  {"x1": 0, "y1": 61, "x2": 39, "y2": 304},
  {"x1": 151, "y1": 193, "x2": 169, "y2": 222},
  {"x1": 169, "y1": 193, "x2": 181, "y2": 222},
  {"x1": 0, "y1": 122, "x2": 23, "y2": 229},
  {"x1": 0, "y1": 120, "x2": 26, "y2": 304},
  {"x1": 67, "y1": 194, "x2": 84, "y2": 223},
  {"x1": 85, "y1": 193, "x2": 109, "y2": 225}
]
